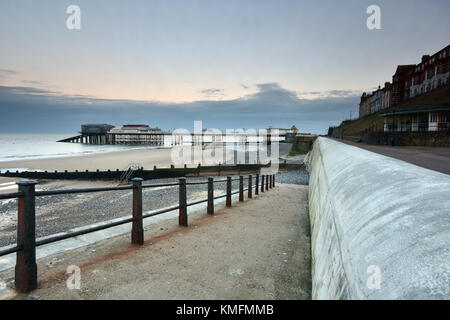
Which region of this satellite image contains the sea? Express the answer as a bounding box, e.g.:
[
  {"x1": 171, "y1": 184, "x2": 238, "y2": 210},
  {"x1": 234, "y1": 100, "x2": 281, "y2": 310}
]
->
[
  {"x1": 0, "y1": 133, "x2": 278, "y2": 172},
  {"x1": 0, "y1": 133, "x2": 171, "y2": 166}
]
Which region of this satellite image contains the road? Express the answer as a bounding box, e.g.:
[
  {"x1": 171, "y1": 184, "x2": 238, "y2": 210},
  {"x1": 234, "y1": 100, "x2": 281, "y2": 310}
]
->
[{"x1": 334, "y1": 139, "x2": 450, "y2": 175}]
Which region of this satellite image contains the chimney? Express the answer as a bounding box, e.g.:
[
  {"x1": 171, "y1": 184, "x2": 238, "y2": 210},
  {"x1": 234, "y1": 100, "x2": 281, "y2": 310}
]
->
[{"x1": 421, "y1": 55, "x2": 430, "y2": 63}]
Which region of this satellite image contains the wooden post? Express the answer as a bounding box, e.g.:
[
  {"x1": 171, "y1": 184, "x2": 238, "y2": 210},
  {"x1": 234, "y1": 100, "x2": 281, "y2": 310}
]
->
[
  {"x1": 269, "y1": 175, "x2": 272, "y2": 189},
  {"x1": 131, "y1": 178, "x2": 144, "y2": 245},
  {"x1": 226, "y1": 176, "x2": 232, "y2": 207},
  {"x1": 179, "y1": 178, "x2": 188, "y2": 226},
  {"x1": 239, "y1": 175, "x2": 244, "y2": 202},
  {"x1": 266, "y1": 175, "x2": 269, "y2": 190},
  {"x1": 207, "y1": 177, "x2": 214, "y2": 215},
  {"x1": 261, "y1": 175, "x2": 265, "y2": 192},
  {"x1": 15, "y1": 180, "x2": 38, "y2": 293},
  {"x1": 273, "y1": 174, "x2": 275, "y2": 188},
  {"x1": 255, "y1": 174, "x2": 259, "y2": 195},
  {"x1": 248, "y1": 175, "x2": 252, "y2": 198}
]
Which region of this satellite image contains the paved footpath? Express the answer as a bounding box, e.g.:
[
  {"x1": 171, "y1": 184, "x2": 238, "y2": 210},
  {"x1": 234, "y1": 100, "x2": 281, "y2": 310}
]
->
[
  {"x1": 2, "y1": 184, "x2": 311, "y2": 300},
  {"x1": 334, "y1": 138, "x2": 450, "y2": 175}
]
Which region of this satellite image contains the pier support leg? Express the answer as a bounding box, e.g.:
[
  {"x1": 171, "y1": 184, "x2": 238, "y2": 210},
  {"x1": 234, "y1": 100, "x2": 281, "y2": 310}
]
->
[{"x1": 248, "y1": 175, "x2": 252, "y2": 198}]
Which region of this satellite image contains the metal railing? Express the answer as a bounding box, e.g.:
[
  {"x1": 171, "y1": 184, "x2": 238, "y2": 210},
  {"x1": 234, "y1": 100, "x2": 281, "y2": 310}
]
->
[
  {"x1": 0, "y1": 173, "x2": 276, "y2": 293},
  {"x1": 384, "y1": 123, "x2": 450, "y2": 132}
]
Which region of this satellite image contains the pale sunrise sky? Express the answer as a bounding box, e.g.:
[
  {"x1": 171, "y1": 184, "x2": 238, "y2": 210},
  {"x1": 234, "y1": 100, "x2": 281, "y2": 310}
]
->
[{"x1": 0, "y1": 0, "x2": 449, "y2": 133}]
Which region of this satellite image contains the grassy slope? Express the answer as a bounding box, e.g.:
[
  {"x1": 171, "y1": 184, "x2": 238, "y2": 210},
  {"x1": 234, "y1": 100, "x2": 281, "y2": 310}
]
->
[{"x1": 340, "y1": 84, "x2": 450, "y2": 136}]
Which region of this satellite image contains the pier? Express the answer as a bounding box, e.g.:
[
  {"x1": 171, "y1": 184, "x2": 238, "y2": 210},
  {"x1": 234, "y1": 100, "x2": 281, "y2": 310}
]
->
[{"x1": 57, "y1": 124, "x2": 286, "y2": 146}]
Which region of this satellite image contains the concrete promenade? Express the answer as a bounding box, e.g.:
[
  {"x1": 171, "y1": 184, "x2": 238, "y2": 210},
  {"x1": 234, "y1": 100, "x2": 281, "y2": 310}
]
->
[
  {"x1": 334, "y1": 138, "x2": 450, "y2": 174},
  {"x1": 2, "y1": 183, "x2": 311, "y2": 300}
]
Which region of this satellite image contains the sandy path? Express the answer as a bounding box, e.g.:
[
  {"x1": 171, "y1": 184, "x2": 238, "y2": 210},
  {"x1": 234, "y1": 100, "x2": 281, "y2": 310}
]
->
[{"x1": 3, "y1": 184, "x2": 311, "y2": 300}]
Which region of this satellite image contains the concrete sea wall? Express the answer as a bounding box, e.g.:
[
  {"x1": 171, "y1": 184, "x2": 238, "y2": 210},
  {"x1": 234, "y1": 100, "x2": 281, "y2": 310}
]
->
[
  {"x1": 305, "y1": 137, "x2": 450, "y2": 299},
  {"x1": 291, "y1": 135, "x2": 318, "y2": 154}
]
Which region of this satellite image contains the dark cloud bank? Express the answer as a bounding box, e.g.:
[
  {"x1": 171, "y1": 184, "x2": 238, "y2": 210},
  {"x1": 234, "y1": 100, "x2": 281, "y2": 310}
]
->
[{"x1": 0, "y1": 83, "x2": 359, "y2": 134}]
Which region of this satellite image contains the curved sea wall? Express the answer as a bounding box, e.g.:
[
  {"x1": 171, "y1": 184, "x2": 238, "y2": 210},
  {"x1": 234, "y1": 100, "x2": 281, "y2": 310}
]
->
[{"x1": 305, "y1": 137, "x2": 450, "y2": 299}]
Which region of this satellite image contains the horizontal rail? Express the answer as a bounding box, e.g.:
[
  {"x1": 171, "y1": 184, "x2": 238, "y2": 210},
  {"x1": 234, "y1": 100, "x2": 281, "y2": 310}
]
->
[
  {"x1": 35, "y1": 185, "x2": 133, "y2": 197},
  {"x1": 185, "y1": 181, "x2": 208, "y2": 185},
  {"x1": 0, "y1": 192, "x2": 22, "y2": 200},
  {"x1": 33, "y1": 182, "x2": 182, "y2": 197},
  {"x1": 0, "y1": 245, "x2": 22, "y2": 257},
  {"x1": 213, "y1": 193, "x2": 227, "y2": 200},
  {"x1": 142, "y1": 182, "x2": 180, "y2": 188},
  {"x1": 187, "y1": 197, "x2": 209, "y2": 207},
  {"x1": 35, "y1": 217, "x2": 134, "y2": 247},
  {"x1": 142, "y1": 205, "x2": 180, "y2": 219}
]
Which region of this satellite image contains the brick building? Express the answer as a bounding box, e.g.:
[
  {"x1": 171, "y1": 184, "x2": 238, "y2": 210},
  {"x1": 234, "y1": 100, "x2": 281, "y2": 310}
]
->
[
  {"x1": 392, "y1": 44, "x2": 450, "y2": 106},
  {"x1": 359, "y1": 44, "x2": 450, "y2": 118},
  {"x1": 359, "y1": 82, "x2": 392, "y2": 118}
]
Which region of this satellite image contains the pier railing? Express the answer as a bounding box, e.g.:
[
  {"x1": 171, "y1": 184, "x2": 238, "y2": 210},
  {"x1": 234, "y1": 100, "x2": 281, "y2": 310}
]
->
[{"x1": 0, "y1": 173, "x2": 276, "y2": 293}]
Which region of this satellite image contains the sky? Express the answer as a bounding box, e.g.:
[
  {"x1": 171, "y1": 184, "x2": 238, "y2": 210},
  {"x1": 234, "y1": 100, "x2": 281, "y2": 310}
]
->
[{"x1": 0, "y1": 0, "x2": 449, "y2": 134}]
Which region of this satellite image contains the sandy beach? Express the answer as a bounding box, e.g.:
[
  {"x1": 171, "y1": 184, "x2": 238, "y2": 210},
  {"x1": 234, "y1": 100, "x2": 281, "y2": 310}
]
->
[
  {"x1": 0, "y1": 142, "x2": 294, "y2": 172},
  {"x1": 0, "y1": 142, "x2": 293, "y2": 188},
  {"x1": 0, "y1": 146, "x2": 232, "y2": 172}
]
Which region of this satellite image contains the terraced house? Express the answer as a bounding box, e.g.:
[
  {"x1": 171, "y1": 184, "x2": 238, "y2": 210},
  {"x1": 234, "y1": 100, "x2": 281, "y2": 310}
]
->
[
  {"x1": 359, "y1": 44, "x2": 450, "y2": 119},
  {"x1": 392, "y1": 44, "x2": 450, "y2": 105}
]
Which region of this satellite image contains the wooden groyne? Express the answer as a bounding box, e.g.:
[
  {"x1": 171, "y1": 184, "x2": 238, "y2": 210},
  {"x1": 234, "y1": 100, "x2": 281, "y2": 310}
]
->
[{"x1": 0, "y1": 162, "x2": 302, "y2": 181}]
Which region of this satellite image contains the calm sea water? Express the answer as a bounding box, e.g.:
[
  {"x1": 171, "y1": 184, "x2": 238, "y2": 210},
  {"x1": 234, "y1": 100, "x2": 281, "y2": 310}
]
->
[
  {"x1": 0, "y1": 133, "x2": 171, "y2": 163},
  {"x1": 0, "y1": 133, "x2": 279, "y2": 168}
]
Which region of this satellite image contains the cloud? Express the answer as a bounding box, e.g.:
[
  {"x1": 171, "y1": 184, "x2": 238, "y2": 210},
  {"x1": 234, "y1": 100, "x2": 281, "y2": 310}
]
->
[
  {"x1": 0, "y1": 82, "x2": 359, "y2": 134},
  {"x1": 199, "y1": 88, "x2": 225, "y2": 99},
  {"x1": 297, "y1": 89, "x2": 362, "y2": 99},
  {"x1": 3, "y1": 86, "x2": 62, "y2": 96},
  {"x1": 21, "y1": 80, "x2": 44, "y2": 86},
  {"x1": 0, "y1": 69, "x2": 17, "y2": 80}
]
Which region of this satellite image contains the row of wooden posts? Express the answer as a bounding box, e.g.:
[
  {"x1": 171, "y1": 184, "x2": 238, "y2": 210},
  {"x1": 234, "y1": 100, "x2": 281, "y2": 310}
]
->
[{"x1": 6, "y1": 173, "x2": 276, "y2": 293}]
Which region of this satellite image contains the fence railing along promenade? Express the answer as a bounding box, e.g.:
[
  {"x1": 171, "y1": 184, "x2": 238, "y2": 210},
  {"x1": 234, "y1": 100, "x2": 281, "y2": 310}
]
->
[{"x1": 0, "y1": 173, "x2": 276, "y2": 293}]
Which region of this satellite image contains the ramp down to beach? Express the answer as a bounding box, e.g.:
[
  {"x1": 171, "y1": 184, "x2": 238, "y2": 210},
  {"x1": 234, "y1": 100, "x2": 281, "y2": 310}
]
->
[{"x1": 3, "y1": 183, "x2": 311, "y2": 300}]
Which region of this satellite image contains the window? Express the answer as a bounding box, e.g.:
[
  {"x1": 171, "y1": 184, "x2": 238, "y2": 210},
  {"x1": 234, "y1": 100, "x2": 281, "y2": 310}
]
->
[{"x1": 430, "y1": 113, "x2": 437, "y2": 123}]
